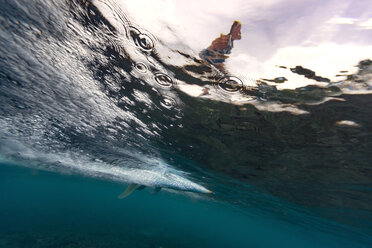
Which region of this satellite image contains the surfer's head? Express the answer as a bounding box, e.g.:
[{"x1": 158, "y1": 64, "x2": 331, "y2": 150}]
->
[{"x1": 230, "y1": 21, "x2": 242, "y2": 40}]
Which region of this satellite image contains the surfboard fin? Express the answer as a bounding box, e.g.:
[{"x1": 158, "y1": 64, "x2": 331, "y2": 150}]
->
[{"x1": 118, "y1": 183, "x2": 139, "y2": 199}]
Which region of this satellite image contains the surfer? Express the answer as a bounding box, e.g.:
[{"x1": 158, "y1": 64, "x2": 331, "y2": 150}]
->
[{"x1": 199, "y1": 21, "x2": 242, "y2": 74}]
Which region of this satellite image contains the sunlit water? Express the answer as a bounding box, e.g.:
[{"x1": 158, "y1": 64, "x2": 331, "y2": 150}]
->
[{"x1": 0, "y1": 0, "x2": 372, "y2": 247}]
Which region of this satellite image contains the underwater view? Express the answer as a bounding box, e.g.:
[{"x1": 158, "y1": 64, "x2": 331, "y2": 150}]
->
[{"x1": 1, "y1": 0, "x2": 372, "y2": 247}]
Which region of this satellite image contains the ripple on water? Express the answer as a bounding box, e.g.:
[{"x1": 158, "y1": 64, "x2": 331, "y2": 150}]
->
[
  {"x1": 160, "y1": 96, "x2": 177, "y2": 109},
  {"x1": 218, "y1": 76, "x2": 243, "y2": 92},
  {"x1": 134, "y1": 62, "x2": 148, "y2": 73},
  {"x1": 129, "y1": 26, "x2": 155, "y2": 52},
  {"x1": 154, "y1": 73, "x2": 173, "y2": 87}
]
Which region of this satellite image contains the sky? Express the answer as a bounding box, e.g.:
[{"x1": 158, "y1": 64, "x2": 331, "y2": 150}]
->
[{"x1": 100, "y1": 0, "x2": 372, "y2": 89}]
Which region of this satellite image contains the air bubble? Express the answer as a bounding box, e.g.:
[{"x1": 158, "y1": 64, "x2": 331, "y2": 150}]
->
[
  {"x1": 218, "y1": 76, "x2": 243, "y2": 92},
  {"x1": 154, "y1": 73, "x2": 173, "y2": 87}
]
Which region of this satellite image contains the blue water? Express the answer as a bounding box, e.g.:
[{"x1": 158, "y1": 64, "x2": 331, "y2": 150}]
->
[
  {"x1": 0, "y1": 162, "x2": 371, "y2": 248},
  {"x1": 1, "y1": 0, "x2": 372, "y2": 247}
]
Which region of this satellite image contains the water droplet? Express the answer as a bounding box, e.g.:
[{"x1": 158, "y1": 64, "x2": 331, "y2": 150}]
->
[
  {"x1": 135, "y1": 62, "x2": 148, "y2": 73},
  {"x1": 154, "y1": 73, "x2": 173, "y2": 87},
  {"x1": 218, "y1": 76, "x2": 243, "y2": 92}
]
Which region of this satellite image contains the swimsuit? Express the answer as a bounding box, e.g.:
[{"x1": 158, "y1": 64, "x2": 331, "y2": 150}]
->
[{"x1": 200, "y1": 34, "x2": 233, "y2": 65}]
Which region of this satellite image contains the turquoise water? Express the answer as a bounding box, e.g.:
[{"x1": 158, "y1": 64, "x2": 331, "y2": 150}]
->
[
  {"x1": 1, "y1": 163, "x2": 370, "y2": 248},
  {"x1": 1, "y1": 0, "x2": 372, "y2": 247}
]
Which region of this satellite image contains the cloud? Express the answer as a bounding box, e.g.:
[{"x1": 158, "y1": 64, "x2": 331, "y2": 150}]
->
[
  {"x1": 359, "y1": 18, "x2": 372, "y2": 29},
  {"x1": 328, "y1": 17, "x2": 357, "y2": 25}
]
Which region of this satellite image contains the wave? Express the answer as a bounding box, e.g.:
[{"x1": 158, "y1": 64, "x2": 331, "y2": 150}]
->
[{"x1": 1, "y1": 0, "x2": 372, "y2": 233}]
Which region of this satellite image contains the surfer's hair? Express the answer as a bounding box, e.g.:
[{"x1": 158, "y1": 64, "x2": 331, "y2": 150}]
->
[{"x1": 229, "y1": 21, "x2": 241, "y2": 34}]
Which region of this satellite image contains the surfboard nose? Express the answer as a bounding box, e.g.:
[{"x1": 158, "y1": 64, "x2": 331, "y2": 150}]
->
[{"x1": 200, "y1": 187, "x2": 212, "y2": 194}]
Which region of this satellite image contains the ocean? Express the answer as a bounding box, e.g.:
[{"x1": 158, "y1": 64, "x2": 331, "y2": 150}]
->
[{"x1": 1, "y1": 0, "x2": 372, "y2": 247}]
